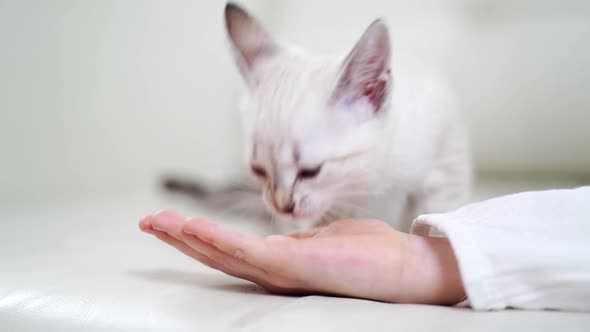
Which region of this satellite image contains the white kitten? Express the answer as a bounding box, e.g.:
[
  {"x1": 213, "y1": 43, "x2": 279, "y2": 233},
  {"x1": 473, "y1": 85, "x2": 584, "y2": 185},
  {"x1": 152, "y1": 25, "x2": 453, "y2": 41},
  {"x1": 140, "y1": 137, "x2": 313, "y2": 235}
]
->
[{"x1": 166, "y1": 3, "x2": 472, "y2": 234}]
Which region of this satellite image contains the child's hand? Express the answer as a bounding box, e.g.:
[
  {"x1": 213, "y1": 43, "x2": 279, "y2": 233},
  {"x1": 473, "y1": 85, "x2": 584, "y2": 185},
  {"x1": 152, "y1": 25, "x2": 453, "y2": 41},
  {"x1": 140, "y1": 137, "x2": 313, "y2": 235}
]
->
[{"x1": 139, "y1": 211, "x2": 464, "y2": 304}]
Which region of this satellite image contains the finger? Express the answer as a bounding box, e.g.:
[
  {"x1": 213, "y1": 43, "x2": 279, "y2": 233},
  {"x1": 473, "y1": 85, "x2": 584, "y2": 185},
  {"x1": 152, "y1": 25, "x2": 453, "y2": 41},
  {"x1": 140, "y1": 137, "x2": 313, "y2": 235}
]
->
[
  {"x1": 146, "y1": 212, "x2": 269, "y2": 279},
  {"x1": 145, "y1": 211, "x2": 264, "y2": 274},
  {"x1": 144, "y1": 226, "x2": 272, "y2": 285},
  {"x1": 181, "y1": 230, "x2": 266, "y2": 273},
  {"x1": 183, "y1": 233, "x2": 300, "y2": 292},
  {"x1": 286, "y1": 228, "x2": 322, "y2": 239},
  {"x1": 141, "y1": 212, "x2": 244, "y2": 274},
  {"x1": 145, "y1": 212, "x2": 301, "y2": 292},
  {"x1": 179, "y1": 231, "x2": 288, "y2": 287},
  {"x1": 182, "y1": 218, "x2": 270, "y2": 266},
  {"x1": 143, "y1": 227, "x2": 220, "y2": 270},
  {"x1": 139, "y1": 214, "x2": 154, "y2": 232},
  {"x1": 148, "y1": 210, "x2": 188, "y2": 239},
  {"x1": 182, "y1": 219, "x2": 302, "y2": 287}
]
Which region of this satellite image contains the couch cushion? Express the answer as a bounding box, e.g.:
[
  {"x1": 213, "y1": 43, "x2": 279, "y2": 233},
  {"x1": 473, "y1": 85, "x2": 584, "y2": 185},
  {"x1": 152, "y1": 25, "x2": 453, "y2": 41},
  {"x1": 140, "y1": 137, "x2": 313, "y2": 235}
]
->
[{"x1": 1, "y1": 177, "x2": 589, "y2": 331}]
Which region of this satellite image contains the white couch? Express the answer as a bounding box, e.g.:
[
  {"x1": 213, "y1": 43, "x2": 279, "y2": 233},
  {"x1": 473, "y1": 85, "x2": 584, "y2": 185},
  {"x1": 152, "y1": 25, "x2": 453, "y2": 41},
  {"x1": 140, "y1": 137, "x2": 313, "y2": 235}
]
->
[
  {"x1": 2, "y1": 178, "x2": 589, "y2": 331},
  {"x1": 1, "y1": 1, "x2": 589, "y2": 331}
]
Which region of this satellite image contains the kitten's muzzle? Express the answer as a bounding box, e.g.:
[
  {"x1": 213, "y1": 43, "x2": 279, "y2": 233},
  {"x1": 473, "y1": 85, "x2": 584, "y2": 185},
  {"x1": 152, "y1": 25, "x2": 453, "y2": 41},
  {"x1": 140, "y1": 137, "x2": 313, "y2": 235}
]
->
[
  {"x1": 271, "y1": 189, "x2": 295, "y2": 215},
  {"x1": 277, "y1": 202, "x2": 295, "y2": 214}
]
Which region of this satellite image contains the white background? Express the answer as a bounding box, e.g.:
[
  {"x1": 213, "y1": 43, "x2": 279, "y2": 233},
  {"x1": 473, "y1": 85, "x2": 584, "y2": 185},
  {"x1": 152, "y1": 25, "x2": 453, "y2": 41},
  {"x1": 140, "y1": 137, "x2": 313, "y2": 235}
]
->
[{"x1": 1, "y1": 0, "x2": 589, "y2": 204}]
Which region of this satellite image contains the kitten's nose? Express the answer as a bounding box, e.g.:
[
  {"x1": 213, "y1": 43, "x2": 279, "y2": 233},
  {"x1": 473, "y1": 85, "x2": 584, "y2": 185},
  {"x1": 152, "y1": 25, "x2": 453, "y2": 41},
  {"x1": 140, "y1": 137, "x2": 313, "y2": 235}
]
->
[
  {"x1": 273, "y1": 190, "x2": 295, "y2": 214},
  {"x1": 278, "y1": 202, "x2": 295, "y2": 214}
]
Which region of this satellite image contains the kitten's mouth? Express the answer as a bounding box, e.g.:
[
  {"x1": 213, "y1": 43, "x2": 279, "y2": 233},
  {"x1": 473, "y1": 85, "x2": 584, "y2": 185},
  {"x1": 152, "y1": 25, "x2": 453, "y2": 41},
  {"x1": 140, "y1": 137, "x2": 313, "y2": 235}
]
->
[
  {"x1": 264, "y1": 196, "x2": 323, "y2": 221},
  {"x1": 269, "y1": 207, "x2": 312, "y2": 221},
  {"x1": 273, "y1": 208, "x2": 326, "y2": 223},
  {"x1": 274, "y1": 210, "x2": 305, "y2": 220}
]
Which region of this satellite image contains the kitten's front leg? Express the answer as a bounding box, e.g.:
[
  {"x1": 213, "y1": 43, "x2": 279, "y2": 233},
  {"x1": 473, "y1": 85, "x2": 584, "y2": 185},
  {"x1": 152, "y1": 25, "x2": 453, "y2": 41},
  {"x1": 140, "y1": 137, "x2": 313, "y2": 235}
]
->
[
  {"x1": 412, "y1": 165, "x2": 471, "y2": 236},
  {"x1": 355, "y1": 190, "x2": 410, "y2": 232},
  {"x1": 412, "y1": 121, "x2": 472, "y2": 235}
]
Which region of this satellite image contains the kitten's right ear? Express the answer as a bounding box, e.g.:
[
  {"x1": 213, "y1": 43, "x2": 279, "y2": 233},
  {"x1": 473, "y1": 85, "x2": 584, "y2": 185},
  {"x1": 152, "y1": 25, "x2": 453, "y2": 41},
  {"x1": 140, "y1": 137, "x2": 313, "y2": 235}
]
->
[{"x1": 225, "y1": 2, "x2": 278, "y2": 86}]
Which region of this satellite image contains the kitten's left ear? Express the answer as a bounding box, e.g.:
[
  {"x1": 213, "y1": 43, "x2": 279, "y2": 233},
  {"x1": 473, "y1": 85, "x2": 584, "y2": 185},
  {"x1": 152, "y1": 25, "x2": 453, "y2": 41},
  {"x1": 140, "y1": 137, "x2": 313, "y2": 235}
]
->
[{"x1": 330, "y1": 19, "x2": 391, "y2": 112}]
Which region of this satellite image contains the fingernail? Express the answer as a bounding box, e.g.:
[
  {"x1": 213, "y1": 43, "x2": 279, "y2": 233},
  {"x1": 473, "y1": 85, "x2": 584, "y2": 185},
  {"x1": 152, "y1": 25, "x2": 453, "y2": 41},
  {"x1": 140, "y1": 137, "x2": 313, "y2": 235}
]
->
[{"x1": 138, "y1": 215, "x2": 152, "y2": 230}]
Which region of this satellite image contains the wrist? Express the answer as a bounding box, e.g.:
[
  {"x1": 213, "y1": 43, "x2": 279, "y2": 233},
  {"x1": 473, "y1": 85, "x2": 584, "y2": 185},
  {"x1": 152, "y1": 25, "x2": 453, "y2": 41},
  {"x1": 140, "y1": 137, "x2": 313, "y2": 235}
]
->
[{"x1": 401, "y1": 234, "x2": 466, "y2": 305}]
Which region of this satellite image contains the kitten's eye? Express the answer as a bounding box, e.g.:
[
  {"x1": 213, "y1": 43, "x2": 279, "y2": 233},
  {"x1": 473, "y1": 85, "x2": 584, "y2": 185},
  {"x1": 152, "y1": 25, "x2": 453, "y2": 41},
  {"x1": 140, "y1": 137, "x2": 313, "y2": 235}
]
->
[
  {"x1": 298, "y1": 166, "x2": 322, "y2": 179},
  {"x1": 251, "y1": 165, "x2": 267, "y2": 179}
]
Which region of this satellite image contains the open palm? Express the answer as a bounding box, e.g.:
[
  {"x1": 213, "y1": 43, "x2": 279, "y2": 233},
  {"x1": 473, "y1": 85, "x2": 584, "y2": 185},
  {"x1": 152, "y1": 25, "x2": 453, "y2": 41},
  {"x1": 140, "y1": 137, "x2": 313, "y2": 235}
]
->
[{"x1": 139, "y1": 211, "x2": 463, "y2": 304}]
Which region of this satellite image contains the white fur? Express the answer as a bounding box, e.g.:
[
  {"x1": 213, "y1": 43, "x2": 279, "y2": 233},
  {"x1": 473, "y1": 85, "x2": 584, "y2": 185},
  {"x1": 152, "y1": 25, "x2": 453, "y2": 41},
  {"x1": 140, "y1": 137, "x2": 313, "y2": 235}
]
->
[{"x1": 225, "y1": 3, "x2": 471, "y2": 233}]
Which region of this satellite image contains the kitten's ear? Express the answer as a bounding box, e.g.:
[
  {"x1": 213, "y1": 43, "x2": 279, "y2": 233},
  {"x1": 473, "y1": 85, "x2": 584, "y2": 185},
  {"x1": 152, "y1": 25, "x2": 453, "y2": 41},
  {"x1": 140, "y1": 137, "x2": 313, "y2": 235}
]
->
[
  {"x1": 331, "y1": 19, "x2": 391, "y2": 112},
  {"x1": 225, "y1": 3, "x2": 278, "y2": 86}
]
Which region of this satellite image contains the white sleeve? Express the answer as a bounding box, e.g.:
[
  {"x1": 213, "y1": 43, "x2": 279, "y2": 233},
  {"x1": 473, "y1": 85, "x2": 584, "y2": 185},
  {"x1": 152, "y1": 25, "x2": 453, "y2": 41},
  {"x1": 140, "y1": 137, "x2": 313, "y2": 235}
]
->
[{"x1": 411, "y1": 186, "x2": 590, "y2": 312}]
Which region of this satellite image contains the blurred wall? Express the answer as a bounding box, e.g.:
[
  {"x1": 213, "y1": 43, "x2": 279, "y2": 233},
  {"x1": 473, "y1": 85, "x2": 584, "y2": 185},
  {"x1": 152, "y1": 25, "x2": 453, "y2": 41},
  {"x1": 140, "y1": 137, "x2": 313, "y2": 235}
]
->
[
  {"x1": 0, "y1": 0, "x2": 253, "y2": 203},
  {"x1": 265, "y1": 0, "x2": 590, "y2": 175},
  {"x1": 1, "y1": 0, "x2": 588, "y2": 203}
]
